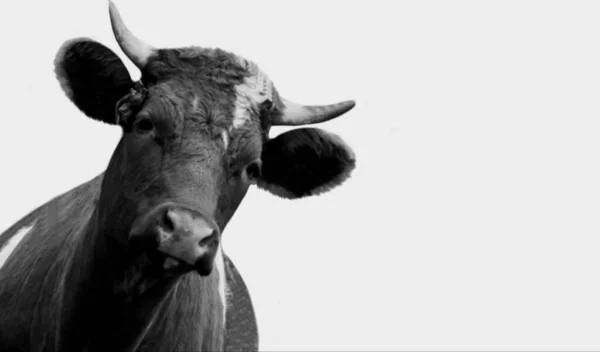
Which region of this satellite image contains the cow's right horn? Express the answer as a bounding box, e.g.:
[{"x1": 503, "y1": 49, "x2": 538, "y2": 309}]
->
[{"x1": 108, "y1": 1, "x2": 156, "y2": 69}]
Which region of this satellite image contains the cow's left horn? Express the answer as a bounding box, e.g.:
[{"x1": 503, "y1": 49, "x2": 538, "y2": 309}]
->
[
  {"x1": 108, "y1": 1, "x2": 156, "y2": 68},
  {"x1": 272, "y1": 97, "x2": 356, "y2": 126}
]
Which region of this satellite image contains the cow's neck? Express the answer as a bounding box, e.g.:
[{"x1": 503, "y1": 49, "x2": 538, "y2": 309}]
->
[{"x1": 57, "y1": 202, "x2": 178, "y2": 351}]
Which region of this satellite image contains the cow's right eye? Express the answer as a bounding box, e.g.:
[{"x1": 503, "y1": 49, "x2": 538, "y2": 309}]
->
[
  {"x1": 246, "y1": 159, "x2": 262, "y2": 180},
  {"x1": 135, "y1": 117, "x2": 154, "y2": 133}
]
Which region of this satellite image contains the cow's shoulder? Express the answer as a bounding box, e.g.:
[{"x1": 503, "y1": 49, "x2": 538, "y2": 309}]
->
[
  {"x1": 0, "y1": 173, "x2": 104, "y2": 243},
  {"x1": 0, "y1": 173, "x2": 104, "y2": 351}
]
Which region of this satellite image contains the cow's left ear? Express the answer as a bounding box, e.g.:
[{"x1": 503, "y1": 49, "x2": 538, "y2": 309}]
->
[
  {"x1": 256, "y1": 128, "x2": 356, "y2": 199},
  {"x1": 54, "y1": 37, "x2": 135, "y2": 125}
]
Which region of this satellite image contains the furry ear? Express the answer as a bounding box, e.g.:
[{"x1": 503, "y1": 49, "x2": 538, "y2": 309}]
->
[
  {"x1": 54, "y1": 38, "x2": 134, "y2": 125},
  {"x1": 257, "y1": 128, "x2": 356, "y2": 199}
]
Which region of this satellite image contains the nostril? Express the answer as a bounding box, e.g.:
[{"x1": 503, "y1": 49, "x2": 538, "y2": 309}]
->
[
  {"x1": 198, "y1": 229, "x2": 217, "y2": 246},
  {"x1": 163, "y1": 210, "x2": 176, "y2": 232}
]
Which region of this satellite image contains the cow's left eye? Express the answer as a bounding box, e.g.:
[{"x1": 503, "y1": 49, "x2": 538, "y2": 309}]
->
[{"x1": 135, "y1": 117, "x2": 154, "y2": 133}]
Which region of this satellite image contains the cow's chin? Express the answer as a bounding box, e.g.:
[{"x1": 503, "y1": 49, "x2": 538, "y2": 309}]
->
[{"x1": 112, "y1": 250, "x2": 208, "y2": 298}]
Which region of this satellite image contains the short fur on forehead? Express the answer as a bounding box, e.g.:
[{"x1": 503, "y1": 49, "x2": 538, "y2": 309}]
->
[
  {"x1": 143, "y1": 48, "x2": 249, "y2": 88},
  {"x1": 54, "y1": 38, "x2": 134, "y2": 124},
  {"x1": 142, "y1": 48, "x2": 272, "y2": 130}
]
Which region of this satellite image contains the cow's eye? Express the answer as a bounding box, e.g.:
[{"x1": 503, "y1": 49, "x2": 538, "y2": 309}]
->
[
  {"x1": 135, "y1": 117, "x2": 154, "y2": 133},
  {"x1": 246, "y1": 160, "x2": 262, "y2": 180}
]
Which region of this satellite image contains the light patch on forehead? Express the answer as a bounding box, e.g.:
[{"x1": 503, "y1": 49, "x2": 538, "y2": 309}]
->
[
  {"x1": 191, "y1": 96, "x2": 200, "y2": 112},
  {"x1": 221, "y1": 129, "x2": 229, "y2": 149},
  {"x1": 0, "y1": 222, "x2": 35, "y2": 270},
  {"x1": 232, "y1": 58, "x2": 273, "y2": 129}
]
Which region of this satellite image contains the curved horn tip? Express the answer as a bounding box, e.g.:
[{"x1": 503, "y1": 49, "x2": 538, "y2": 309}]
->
[
  {"x1": 108, "y1": 0, "x2": 119, "y2": 19},
  {"x1": 108, "y1": 0, "x2": 156, "y2": 69},
  {"x1": 339, "y1": 100, "x2": 357, "y2": 112},
  {"x1": 274, "y1": 98, "x2": 357, "y2": 126}
]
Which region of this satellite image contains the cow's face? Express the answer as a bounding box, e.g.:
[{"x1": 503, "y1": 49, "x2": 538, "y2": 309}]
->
[{"x1": 53, "y1": 3, "x2": 356, "y2": 279}]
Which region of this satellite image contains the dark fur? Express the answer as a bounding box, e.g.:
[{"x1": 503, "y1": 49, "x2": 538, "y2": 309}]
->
[
  {"x1": 0, "y1": 36, "x2": 355, "y2": 351},
  {"x1": 0, "y1": 176, "x2": 257, "y2": 351},
  {"x1": 54, "y1": 38, "x2": 134, "y2": 124},
  {"x1": 259, "y1": 128, "x2": 356, "y2": 198}
]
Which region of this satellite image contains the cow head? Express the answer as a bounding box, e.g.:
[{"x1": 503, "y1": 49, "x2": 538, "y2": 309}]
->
[{"x1": 54, "y1": 2, "x2": 355, "y2": 282}]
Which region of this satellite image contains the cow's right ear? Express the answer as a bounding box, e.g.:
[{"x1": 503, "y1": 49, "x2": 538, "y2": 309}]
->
[{"x1": 54, "y1": 38, "x2": 135, "y2": 125}]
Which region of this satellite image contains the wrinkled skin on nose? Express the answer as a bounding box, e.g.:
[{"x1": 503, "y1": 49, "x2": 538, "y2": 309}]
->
[{"x1": 129, "y1": 203, "x2": 220, "y2": 276}]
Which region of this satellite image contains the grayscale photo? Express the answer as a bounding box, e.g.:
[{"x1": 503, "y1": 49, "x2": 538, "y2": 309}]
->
[{"x1": 0, "y1": 1, "x2": 598, "y2": 351}]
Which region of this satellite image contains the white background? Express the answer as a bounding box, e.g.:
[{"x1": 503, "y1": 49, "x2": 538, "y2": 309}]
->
[{"x1": 1, "y1": 1, "x2": 599, "y2": 350}]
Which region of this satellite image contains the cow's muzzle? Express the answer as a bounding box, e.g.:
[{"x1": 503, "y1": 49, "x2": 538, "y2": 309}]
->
[{"x1": 129, "y1": 203, "x2": 220, "y2": 276}]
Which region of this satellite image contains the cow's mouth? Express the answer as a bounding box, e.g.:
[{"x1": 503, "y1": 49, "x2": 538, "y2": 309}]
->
[
  {"x1": 145, "y1": 247, "x2": 209, "y2": 277},
  {"x1": 161, "y1": 252, "x2": 198, "y2": 275},
  {"x1": 114, "y1": 249, "x2": 204, "y2": 297}
]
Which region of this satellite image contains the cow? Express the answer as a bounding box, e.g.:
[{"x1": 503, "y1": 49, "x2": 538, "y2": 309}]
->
[{"x1": 0, "y1": 2, "x2": 356, "y2": 351}]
